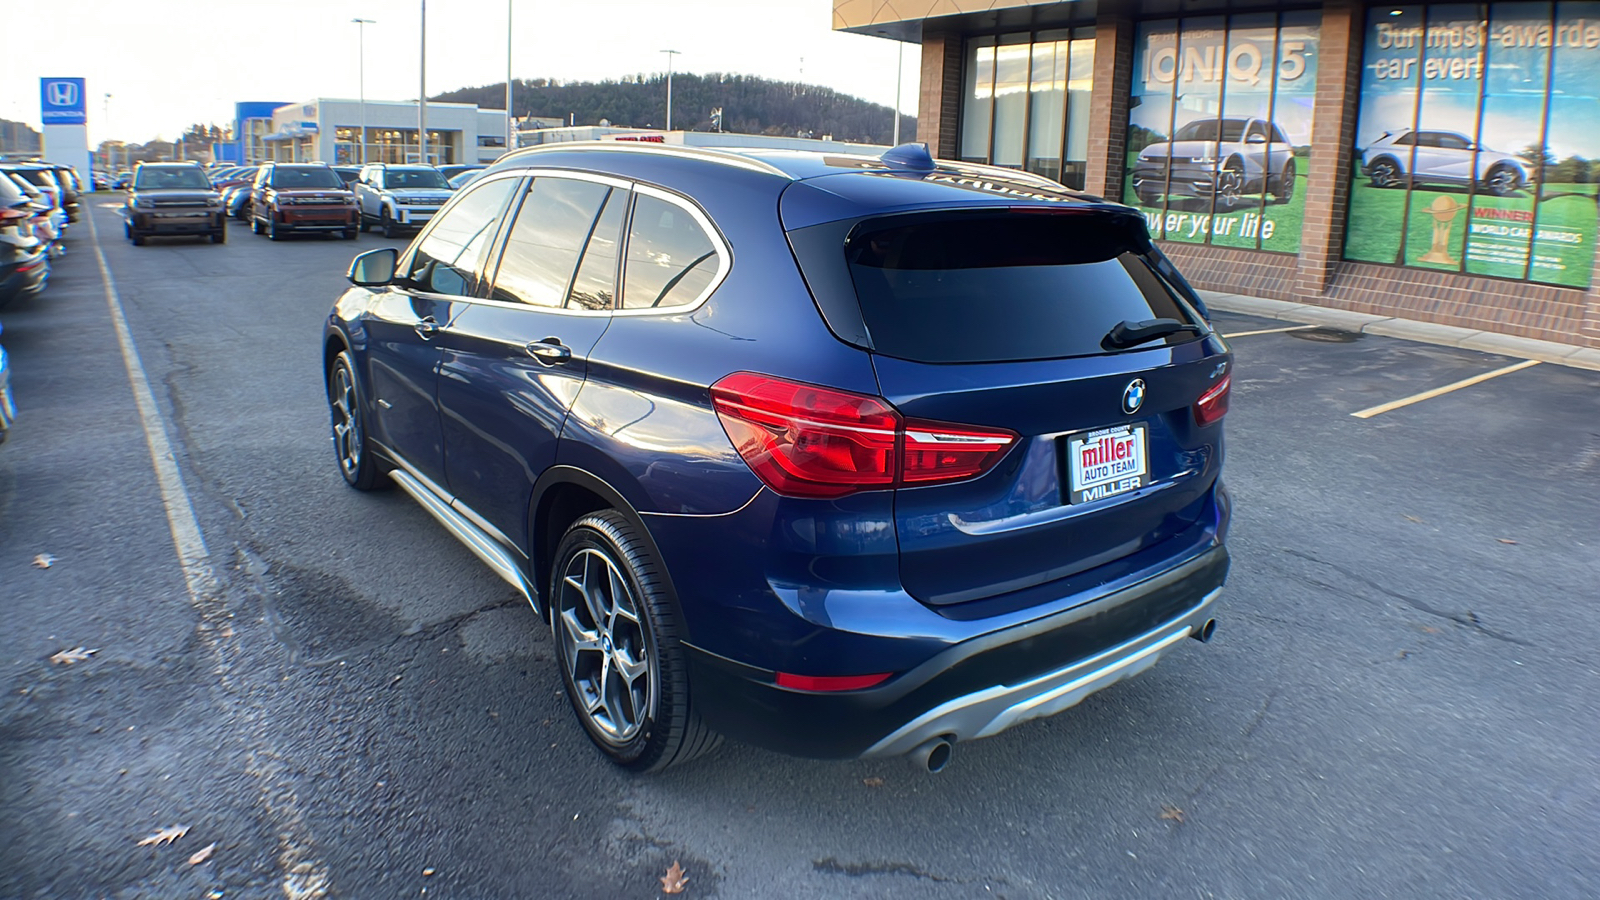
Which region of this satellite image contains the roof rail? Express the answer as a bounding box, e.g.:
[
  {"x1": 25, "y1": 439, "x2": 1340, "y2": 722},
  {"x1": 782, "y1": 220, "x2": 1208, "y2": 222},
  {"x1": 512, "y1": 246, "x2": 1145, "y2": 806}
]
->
[{"x1": 502, "y1": 140, "x2": 792, "y2": 179}]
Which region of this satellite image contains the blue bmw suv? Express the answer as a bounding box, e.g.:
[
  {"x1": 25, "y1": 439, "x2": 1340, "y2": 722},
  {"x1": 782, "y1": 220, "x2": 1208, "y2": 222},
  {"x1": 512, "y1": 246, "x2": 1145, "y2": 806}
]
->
[{"x1": 325, "y1": 142, "x2": 1232, "y2": 772}]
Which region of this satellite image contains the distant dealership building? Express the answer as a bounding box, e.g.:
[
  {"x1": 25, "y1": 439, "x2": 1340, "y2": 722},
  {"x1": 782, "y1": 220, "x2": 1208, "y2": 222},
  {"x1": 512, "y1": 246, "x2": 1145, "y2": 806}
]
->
[
  {"x1": 224, "y1": 98, "x2": 510, "y2": 167},
  {"x1": 838, "y1": 0, "x2": 1600, "y2": 348}
]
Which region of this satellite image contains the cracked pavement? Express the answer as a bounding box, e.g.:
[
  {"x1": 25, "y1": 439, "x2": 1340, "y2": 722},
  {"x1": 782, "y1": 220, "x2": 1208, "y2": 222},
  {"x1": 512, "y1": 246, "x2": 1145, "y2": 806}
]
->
[{"x1": 1, "y1": 203, "x2": 1596, "y2": 898}]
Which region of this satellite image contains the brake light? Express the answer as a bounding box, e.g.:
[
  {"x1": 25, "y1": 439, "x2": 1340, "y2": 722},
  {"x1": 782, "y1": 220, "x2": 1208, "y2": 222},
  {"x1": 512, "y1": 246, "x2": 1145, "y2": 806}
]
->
[
  {"x1": 775, "y1": 671, "x2": 893, "y2": 691},
  {"x1": 1194, "y1": 375, "x2": 1230, "y2": 426},
  {"x1": 711, "y1": 372, "x2": 1017, "y2": 498}
]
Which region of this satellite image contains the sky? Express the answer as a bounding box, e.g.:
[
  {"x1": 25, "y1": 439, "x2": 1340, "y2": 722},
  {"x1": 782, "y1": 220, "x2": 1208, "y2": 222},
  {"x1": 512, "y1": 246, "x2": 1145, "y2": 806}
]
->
[{"x1": 3, "y1": 0, "x2": 920, "y2": 146}]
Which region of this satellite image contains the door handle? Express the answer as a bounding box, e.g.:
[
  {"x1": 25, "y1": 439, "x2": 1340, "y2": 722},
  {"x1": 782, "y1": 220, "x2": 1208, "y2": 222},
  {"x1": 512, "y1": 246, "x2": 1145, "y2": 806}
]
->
[
  {"x1": 525, "y1": 338, "x2": 572, "y2": 365},
  {"x1": 414, "y1": 316, "x2": 440, "y2": 339}
]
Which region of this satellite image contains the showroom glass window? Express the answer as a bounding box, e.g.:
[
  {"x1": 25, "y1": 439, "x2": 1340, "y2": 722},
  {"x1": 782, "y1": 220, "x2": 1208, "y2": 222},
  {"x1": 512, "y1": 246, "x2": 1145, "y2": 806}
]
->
[
  {"x1": 1344, "y1": 2, "x2": 1600, "y2": 289},
  {"x1": 959, "y1": 28, "x2": 1095, "y2": 188},
  {"x1": 1123, "y1": 12, "x2": 1321, "y2": 253}
]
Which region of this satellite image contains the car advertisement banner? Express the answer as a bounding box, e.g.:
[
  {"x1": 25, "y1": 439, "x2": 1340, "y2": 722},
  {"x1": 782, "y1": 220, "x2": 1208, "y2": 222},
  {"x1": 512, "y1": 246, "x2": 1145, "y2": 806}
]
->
[
  {"x1": 1123, "y1": 13, "x2": 1320, "y2": 253},
  {"x1": 1344, "y1": 2, "x2": 1600, "y2": 288}
]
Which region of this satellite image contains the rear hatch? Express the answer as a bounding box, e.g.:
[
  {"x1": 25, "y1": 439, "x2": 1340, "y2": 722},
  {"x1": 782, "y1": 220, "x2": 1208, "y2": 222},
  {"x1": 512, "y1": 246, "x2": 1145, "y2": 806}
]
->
[{"x1": 786, "y1": 198, "x2": 1229, "y2": 609}]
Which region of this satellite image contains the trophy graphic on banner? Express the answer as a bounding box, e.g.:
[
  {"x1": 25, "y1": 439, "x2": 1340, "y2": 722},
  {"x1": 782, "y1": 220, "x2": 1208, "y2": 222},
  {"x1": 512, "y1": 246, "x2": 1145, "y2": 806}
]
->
[{"x1": 1417, "y1": 196, "x2": 1466, "y2": 266}]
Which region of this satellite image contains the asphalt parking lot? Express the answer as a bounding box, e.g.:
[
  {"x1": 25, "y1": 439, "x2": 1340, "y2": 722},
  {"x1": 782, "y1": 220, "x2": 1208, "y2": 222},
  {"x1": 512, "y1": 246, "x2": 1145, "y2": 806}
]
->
[{"x1": 1, "y1": 200, "x2": 1596, "y2": 899}]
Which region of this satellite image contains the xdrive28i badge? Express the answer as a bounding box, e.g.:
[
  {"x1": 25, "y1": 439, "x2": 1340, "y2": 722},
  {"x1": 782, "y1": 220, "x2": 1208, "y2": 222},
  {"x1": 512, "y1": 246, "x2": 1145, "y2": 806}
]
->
[{"x1": 1122, "y1": 379, "x2": 1146, "y2": 415}]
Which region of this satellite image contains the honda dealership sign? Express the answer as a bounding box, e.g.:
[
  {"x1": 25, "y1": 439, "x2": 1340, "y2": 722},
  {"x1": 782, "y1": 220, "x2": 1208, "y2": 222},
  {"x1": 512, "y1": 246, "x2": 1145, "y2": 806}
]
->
[{"x1": 41, "y1": 78, "x2": 87, "y2": 125}]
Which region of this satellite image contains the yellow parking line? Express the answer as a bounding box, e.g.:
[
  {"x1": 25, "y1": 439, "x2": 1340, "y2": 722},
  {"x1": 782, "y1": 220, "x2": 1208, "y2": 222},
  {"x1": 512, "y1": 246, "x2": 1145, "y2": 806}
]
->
[
  {"x1": 1223, "y1": 325, "x2": 1316, "y2": 338},
  {"x1": 1351, "y1": 359, "x2": 1542, "y2": 419}
]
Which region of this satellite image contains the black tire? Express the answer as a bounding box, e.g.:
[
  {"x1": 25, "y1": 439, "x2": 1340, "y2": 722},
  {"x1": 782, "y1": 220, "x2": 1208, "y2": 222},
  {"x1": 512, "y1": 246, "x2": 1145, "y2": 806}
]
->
[
  {"x1": 327, "y1": 350, "x2": 386, "y2": 491},
  {"x1": 1271, "y1": 159, "x2": 1296, "y2": 204},
  {"x1": 131, "y1": 231, "x2": 146, "y2": 246},
  {"x1": 123, "y1": 220, "x2": 131, "y2": 239},
  {"x1": 267, "y1": 216, "x2": 282, "y2": 241},
  {"x1": 551, "y1": 510, "x2": 720, "y2": 772},
  {"x1": 359, "y1": 214, "x2": 371, "y2": 233},
  {"x1": 342, "y1": 228, "x2": 358, "y2": 240},
  {"x1": 211, "y1": 228, "x2": 226, "y2": 244},
  {"x1": 250, "y1": 216, "x2": 262, "y2": 235},
  {"x1": 1483, "y1": 164, "x2": 1522, "y2": 197},
  {"x1": 381, "y1": 208, "x2": 399, "y2": 239},
  {"x1": 1368, "y1": 158, "x2": 1404, "y2": 189}
]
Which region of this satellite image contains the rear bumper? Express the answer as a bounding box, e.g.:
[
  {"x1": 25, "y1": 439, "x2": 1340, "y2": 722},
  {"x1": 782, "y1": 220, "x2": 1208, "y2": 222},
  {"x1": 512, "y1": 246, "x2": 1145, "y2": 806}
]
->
[{"x1": 684, "y1": 543, "x2": 1229, "y2": 759}]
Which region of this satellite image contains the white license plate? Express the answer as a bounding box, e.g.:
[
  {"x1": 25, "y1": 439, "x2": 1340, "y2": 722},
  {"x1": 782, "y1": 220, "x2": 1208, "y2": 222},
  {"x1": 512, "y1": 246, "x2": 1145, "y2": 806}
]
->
[
  {"x1": 157, "y1": 211, "x2": 208, "y2": 218},
  {"x1": 1066, "y1": 424, "x2": 1148, "y2": 504}
]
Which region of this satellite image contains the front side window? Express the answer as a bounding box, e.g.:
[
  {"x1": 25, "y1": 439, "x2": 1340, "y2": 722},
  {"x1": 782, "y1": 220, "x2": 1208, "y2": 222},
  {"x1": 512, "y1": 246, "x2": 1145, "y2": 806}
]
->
[
  {"x1": 490, "y1": 177, "x2": 612, "y2": 308},
  {"x1": 621, "y1": 194, "x2": 722, "y2": 310},
  {"x1": 406, "y1": 178, "x2": 518, "y2": 296}
]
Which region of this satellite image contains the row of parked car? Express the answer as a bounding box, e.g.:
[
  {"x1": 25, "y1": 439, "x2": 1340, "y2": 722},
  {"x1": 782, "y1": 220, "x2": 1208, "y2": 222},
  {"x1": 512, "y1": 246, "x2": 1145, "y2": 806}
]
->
[
  {"x1": 0, "y1": 159, "x2": 85, "y2": 444},
  {"x1": 120, "y1": 160, "x2": 486, "y2": 246}
]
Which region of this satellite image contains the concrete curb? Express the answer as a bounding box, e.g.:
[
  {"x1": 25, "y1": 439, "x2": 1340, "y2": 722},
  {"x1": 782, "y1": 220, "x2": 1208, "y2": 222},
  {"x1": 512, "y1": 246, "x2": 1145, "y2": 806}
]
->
[{"x1": 1199, "y1": 291, "x2": 1600, "y2": 373}]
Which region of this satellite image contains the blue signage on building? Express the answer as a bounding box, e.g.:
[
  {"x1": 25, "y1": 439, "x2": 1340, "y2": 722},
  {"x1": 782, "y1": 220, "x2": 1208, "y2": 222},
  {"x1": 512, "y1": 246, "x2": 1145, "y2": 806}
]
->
[{"x1": 40, "y1": 78, "x2": 87, "y2": 125}]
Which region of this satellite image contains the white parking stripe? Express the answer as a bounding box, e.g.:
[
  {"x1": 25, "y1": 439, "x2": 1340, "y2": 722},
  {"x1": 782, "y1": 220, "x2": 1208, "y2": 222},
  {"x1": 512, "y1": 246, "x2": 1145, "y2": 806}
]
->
[
  {"x1": 1351, "y1": 359, "x2": 1542, "y2": 419},
  {"x1": 85, "y1": 212, "x2": 332, "y2": 898},
  {"x1": 85, "y1": 212, "x2": 220, "y2": 601},
  {"x1": 1223, "y1": 324, "x2": 1316, "y2": 338}
]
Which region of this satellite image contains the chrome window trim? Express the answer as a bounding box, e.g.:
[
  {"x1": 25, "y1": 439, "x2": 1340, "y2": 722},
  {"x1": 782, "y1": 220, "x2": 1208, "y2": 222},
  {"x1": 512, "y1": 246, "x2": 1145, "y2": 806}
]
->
[{"x1": 441, "y1": 167, "x2": 731, "y2": 320}]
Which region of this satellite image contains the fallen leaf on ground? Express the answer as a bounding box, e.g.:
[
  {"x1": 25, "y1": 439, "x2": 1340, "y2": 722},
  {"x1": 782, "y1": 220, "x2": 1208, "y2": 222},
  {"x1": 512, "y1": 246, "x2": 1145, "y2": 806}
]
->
[
  {"x1": 1420, "y1": 625, "x2": 1440, "y2": 634},
  {"x1": 32, "y1": 553, "x2": 56, "y2": 569},
  {"x1": 1402, "y1": 515, "x2": 1423, "y2": 524},
  {"x1": 422, "y1": 868, "x2": 435, "y2": 876},
  {"x1": 862, "y1": 776, "x2": 885, "y2": 788},
  {"x1": 136, "y1": 824, "x2": 190, "y2": 847},
  {"x1": 49, "y1": 647, "x2": 99, "y2": 665},
  {"x1": 187, "y1": 842, "x2": 216, "y2": 865},
  {"x1": 1159, "y1": 805, "x2": 1185, "y2": 824},
  {"x1": 661, "y1": 860, "x2": 689, "y2": 894},
  {"x1": 1497, "y1": 539, "x2": 1518, "y2": 545}
]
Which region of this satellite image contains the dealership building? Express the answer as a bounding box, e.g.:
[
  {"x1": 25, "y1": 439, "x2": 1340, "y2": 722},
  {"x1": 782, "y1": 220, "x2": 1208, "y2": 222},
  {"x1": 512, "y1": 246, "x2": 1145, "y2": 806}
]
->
[
  {"x1": 223, "y1": 99, "x2": 509, "y2": 167},
  {"x1": 838, "y1": 0, "x2": 1600, "y2": 349}
]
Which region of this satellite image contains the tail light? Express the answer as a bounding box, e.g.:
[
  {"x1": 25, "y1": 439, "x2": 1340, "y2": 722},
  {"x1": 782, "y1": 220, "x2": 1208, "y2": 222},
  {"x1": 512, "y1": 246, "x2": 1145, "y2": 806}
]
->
[
  {"x1": 711, "y1": 372, "x2": 1016, "y2": 498},
  {"x1": 1194, "y1": 375, "x2": 1230, "y2": 426}
]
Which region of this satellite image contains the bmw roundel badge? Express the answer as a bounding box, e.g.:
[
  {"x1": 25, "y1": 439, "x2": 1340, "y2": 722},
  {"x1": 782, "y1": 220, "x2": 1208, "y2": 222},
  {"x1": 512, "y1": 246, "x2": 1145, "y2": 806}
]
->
[{"x1": 1122, "y1": 379, "x2": 1146, "y2": 415}]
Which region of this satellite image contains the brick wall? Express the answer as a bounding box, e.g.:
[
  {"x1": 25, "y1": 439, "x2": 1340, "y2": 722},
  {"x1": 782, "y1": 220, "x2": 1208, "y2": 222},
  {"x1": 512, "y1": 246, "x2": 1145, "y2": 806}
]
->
[
  {"x1": 1293, "y1": 0, "x2": 1362, "y2": 299},
  {"x1": 918, "y1": 32, "x2": 962, "y2": 159},
  {"x1": 1083, "y1": 14, "x2": 1133, "y2": 200},
  {"x1": 1158, "y1": 243, "x2": 1300, "y2": 300}
]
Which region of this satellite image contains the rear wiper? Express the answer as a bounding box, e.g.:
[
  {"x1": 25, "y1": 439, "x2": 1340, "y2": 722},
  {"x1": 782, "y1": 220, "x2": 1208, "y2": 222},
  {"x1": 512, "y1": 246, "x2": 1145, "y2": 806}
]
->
[{"x1": 1102, "y1": 317, "x2": 1204, "y2": 351}]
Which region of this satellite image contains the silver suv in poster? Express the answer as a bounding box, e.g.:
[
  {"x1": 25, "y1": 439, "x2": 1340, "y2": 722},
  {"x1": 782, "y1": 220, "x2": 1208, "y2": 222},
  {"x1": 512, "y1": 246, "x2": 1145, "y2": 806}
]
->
[
  {"x1": 1131, "y1": 117, "x2": 1297, "y2": 209},
  {"x1": 1360, "y1": 130, "x2": 1526, "y2": 196}
]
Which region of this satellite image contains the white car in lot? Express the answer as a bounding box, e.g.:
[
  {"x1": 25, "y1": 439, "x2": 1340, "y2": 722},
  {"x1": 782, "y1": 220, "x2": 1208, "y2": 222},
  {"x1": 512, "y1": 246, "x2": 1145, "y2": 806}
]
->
[
  {"x1": 1361, "y1": 130, "x2": 1527, "y2": 195},
  {"x1": 353, "y1": 164, "x2": 454, "y2": 238}
]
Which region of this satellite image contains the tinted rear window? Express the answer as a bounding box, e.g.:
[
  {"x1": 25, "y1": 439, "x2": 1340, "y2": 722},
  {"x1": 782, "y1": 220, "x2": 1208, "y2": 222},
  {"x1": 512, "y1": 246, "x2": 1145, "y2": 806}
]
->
[{"x1": 844, "y1": 213, "x2": 1194, "y2": 363}]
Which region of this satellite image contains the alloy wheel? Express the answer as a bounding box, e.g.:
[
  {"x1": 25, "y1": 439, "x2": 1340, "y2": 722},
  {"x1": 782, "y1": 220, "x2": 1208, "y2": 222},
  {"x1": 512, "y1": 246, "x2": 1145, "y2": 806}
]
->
[
  {"x1": 1217, "y1": 164, "x2": 1244, "y2": 209},
  {"x1": 1371, "y1": 161, "x2": 1401, "y2": 188},
  {"x1": 556, "y1": 547, "x2": 655, "y2": 745},
  {"x1": 1486, "y1": 167, "x2": 1520, "y2": 196},
  {"x1": 330, "y1": 362, "x2": 361, "y2": 480}
]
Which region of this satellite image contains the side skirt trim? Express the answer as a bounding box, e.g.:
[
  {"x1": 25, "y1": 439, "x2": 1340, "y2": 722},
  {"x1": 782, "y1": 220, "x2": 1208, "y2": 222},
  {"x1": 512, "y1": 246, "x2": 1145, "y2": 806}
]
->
[{"x1": 388, "y1": 467, "x2": 540, "y2": 614}]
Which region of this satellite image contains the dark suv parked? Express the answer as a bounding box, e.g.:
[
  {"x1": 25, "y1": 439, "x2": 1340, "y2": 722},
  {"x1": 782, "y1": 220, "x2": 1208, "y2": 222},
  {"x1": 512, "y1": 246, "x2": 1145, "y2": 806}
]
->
[
  {"x1": 324, "y1": 143, "x2": 1232, "y2": 772},
  {"x1": 124, "y1": 162, "x2": 225, "y2": 245},
  {"x1": 250, "y1": 162, "x2": 360, "y2": 240}
]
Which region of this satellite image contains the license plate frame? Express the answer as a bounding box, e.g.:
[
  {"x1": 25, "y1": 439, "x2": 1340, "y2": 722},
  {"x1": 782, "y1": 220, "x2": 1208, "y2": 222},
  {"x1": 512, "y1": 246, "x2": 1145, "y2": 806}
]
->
[{"x1": 1063, "y1": 423, "x2": 1149, "y2": 504}]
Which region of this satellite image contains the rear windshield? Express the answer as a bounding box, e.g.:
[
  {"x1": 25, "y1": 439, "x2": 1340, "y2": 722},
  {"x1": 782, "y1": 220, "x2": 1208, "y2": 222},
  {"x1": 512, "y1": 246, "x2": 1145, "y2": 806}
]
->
[
  {"x1": 845, "y1": 213, "x2": 1195, "y2": 363},
  {"x1": 135, "y1": 168, "x2": 211, "y2": 190},
  {"x1": 271, "y1": 167, "x2": 344, "y2": 189}
]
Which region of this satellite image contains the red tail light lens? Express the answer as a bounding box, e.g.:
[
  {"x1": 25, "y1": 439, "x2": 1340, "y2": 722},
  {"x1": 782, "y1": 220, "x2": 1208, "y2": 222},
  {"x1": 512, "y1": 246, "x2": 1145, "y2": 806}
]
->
[
  {"x1": 711, "y1": 372, "x2": 1018, "y2": 498},
  {"x1": 711, "y1": 372, "x2": 899, "y2": 498},
  {"x1": 901, "y1": 420, "x2": 1018, "y2": 484},
  {"x1": 1194, "y1": 375, "x2": 1230, "y2": 426}
]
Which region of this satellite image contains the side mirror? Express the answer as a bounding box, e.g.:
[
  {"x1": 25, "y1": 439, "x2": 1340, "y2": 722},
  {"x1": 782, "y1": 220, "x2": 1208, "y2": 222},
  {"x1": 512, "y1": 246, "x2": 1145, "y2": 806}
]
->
[
  {"x1": 1245, "y1": 134, "x2": 1267, "y2": 144},
  {"x1": 348, "y1": 248, "x2": 399, "y2": 287}
]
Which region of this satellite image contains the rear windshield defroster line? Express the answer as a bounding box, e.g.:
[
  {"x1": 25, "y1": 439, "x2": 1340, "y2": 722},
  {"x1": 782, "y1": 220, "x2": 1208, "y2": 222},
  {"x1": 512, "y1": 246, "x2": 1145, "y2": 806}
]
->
[{"x1": 843, "y1": 211, "x2": 1202, "y2": 365}]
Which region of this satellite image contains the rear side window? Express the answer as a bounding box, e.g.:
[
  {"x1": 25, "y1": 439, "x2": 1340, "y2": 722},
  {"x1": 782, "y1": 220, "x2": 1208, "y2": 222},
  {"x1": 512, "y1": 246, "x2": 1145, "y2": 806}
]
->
[
  {"x1": 620, "y1": 194, "x2": 721, "y2": 310},
  {"x1": 844, "y1": 213, "x2": 1193, "y2": 363}
]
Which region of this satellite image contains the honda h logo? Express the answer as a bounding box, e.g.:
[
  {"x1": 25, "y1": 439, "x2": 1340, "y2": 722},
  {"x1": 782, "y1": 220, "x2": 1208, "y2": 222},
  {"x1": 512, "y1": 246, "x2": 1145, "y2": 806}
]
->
[{"x1": 46, "y1": 81, "x2": 78, "y2": 107}]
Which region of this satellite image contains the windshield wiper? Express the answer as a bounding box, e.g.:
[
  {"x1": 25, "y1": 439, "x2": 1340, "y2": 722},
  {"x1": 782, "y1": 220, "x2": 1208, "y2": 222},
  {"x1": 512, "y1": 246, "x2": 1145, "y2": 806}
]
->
[{"x1": 1102, "y1": 317, "x2": 1204, "y2": 351}]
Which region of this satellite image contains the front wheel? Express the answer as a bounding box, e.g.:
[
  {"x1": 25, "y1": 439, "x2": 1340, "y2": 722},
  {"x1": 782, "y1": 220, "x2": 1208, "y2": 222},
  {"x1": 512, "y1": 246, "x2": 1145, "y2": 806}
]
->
[
  {"x1": 1216, "y1": 160, "x2": 1245, "y2": 209},
  {"x1": 1369, "y1": 159, "x2": 1403, "y2": 188},
  {"x1": 327, "y1": 350, "x2": 386, "y2": 491},
  {"x1": 267, "y1": 216, "x2": 281, "y2": 241},
  {"x1": 551, "y1": 511, "x2": 720, "y2": 772},
  {"x1": 381, "y1": 209, "x2": 399, "y2": 239},
  {"x1": 1483, "y1": 165, "x2": 1522, "y2": 197},
  {"x1": 211, "y1": 228, "x2": 226, "y2": 244},
  {"x1": 131, "y1": 231, "x2": 146, "y2": 246}
]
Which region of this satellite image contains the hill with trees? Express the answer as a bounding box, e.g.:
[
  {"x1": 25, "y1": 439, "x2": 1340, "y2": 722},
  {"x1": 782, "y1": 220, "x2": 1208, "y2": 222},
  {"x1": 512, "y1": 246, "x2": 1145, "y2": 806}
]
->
[{"x1": 432, "y1": 72, "x2": 914, "y2": 144}]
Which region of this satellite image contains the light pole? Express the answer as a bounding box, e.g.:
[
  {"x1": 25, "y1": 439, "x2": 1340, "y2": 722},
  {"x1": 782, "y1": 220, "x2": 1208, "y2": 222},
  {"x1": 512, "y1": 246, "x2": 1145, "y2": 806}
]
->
[
  {"x1": 418, "y1": 0, "x2": 428, "y2": 164},
  {"x1": 661, "y1": 49, "x2": 680, "y2": 132},
  {"x1": 352, "y1": 18, "x2": 375, "y2": 164},
  {"x1": 505, "y1": 0, "x2": 514, "y2": 153},
  {"x1": 893, "y1": 41, "x2": 903, "y2": 145},
  {"x1": 102, "y1": 93, "x2": 112, "y2": 172}
]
